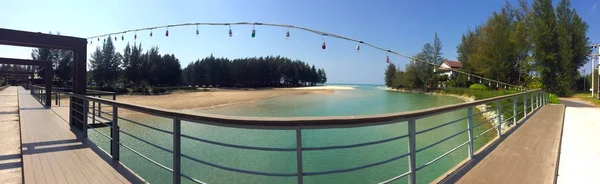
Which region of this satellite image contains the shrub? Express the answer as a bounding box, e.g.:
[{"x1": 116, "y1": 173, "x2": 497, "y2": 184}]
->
[
  {"x1": 469, "y1": 84, "x2": 488, "y2": 91},
  {"x1": 549, "y1": 93, "x2": 560, "y2": 104}
]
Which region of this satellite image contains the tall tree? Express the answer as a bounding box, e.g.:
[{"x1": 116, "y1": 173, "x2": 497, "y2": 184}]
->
[
  {"x1": 384, "y1": 63, "x2": 396, "y2": 87},
  {"x1": 89, "y1": 36, "x2": 122, "y2": 87}
]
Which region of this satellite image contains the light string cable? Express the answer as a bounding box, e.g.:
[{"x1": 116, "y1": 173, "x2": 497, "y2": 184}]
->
[{"x1": 86, "y1": 22, "x2": 526, "y2": 90}]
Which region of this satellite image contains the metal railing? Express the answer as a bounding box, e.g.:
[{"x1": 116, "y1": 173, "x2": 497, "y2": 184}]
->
[{"x1": 66, "y1": 89, "x2": 548, "y2": 184}]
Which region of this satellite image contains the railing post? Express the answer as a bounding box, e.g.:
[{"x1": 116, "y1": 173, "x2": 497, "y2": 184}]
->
[
  {"x1": 497, "y1": 100, "x2": 502, "y2": 137},
  {"x1": 92, "y1": 101, "x2": 96, "y2": 125},
  {"x1": 111, "y1": 105, "x2": 119, "y2": 160},
  {"x1": 513, "y1": 97, "x2": 517, "y2": 125},
  {"x1": 531, "y1": 92, "x2": 534, "y2": 112},
  {"x1": 408, "y1": 118, "x2": 417, "y2": 184},
  {"x1": 523, "y1": 94, "x2": 527, "y2": 117},
  {"x1": 58, "y1": 92, "x2": 61, "y2": 106},
  {"x1": 173, "y1": 118, "x2": 181, "y2": 184},
  {"x1": 83, "y1": 99, "x2": 88, "y2": 138},
  {"x1": 98, "y1": 95, "x2": 102, "y2": 118},
  {"x1": 55, "y1": 92, "x2": 58, "y2": 105},
  {"x1": 295, "y1": 128, "x2": 304, "y2": 184},
  {"x1": 467, "y1": 107, "x2": 474, "y2": 159}
]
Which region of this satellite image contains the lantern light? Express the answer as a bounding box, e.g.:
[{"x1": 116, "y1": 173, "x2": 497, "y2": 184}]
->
[
  {"x1": 286, "y1": 28, "x2": 290, "y2": 38},
  {"x1": 150, "y1": 29, "x2": 153, "y2": 37},
  {"x1": 228, "y1": 25, "x2": 232, "y2": 37},
  {"x1": 166, "y1": 28, "x2": 169, "y2": 37}
]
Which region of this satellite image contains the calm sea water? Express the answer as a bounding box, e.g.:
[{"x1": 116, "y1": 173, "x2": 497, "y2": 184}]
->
[{"x1": 88, "y1": 84, "x2": 495, "y2": 184}]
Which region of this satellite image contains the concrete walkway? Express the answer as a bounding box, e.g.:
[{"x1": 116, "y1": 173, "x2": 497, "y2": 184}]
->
[
  {"x1": 0, "y1": 86, "x2": 22, "y2": 184},
  {"x1": 557, "y1": 98, "x2": 600, "y2": 183}
]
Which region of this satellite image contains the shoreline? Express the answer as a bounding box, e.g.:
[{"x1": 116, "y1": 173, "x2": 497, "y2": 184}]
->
[
  {"x1": 386, "y1": 87, "x2": 504, "y2": 131},
  {"x1": 115, "y1": 88, "x2": 335, "y2": 111}
]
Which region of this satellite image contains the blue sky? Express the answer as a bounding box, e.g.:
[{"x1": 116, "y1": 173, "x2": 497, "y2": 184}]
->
[{"x1": 1, "y1": 0, "x2": 599, "y2": 84}]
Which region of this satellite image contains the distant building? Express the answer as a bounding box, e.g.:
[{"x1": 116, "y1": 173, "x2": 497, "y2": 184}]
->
[{"x1": 439, "y1": 60, "x2": 462, "y2": 78}]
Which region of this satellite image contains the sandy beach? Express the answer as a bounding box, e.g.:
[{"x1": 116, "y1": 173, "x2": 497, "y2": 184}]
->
[{"x1": 116, "y1": 88, "x2": 335, "y2": 110}]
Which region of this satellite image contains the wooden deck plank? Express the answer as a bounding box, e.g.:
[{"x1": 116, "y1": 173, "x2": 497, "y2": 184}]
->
[
  {"x1": 447, "y1": 105, "x2": 565, "y2": 184},
  {"x1": 17, "y1": 87, "x2": 141, "y2": 184}
]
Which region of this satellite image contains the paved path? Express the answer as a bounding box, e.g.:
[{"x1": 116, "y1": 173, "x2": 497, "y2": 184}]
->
[
  {"x1": 17, "y1": 87, "x2": 142, "y2": 184},
  {"x1": 443, "y1": 104, "x2": 565, "y2": 184},
  {"x1": 0, "y1": 86, "x2": 22, "y2": 184},
  {"x1": 557, "y1": 98, "x2": 600, "y2": 183}
]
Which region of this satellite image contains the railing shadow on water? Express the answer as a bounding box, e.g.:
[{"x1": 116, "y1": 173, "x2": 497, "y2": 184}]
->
[{"x1": 31, "y1": 85, "x2": 549, "y2": 184}]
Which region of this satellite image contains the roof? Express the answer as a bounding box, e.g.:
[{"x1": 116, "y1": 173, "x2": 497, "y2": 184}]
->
[{"x1": 442, "y1": 60, "x2": 462, "y2": 68}]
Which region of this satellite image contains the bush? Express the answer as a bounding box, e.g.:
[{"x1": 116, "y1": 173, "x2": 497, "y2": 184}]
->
[
  {"x1": 549, "y1": 93, "x2": 560, "y2": 104},
  {"x1": 469, "y1": 84, "x2": 488, "y2": 91}
]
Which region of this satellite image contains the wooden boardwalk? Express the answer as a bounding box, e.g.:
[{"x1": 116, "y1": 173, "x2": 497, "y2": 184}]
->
[
  {"x1": 440, "y1": 105, "x2": 565, "y2": 184},
  {"x1": 0, "y1": 86, "x2": 22, "y2": 184},
  {"x1": 17, "y1": 87, "x2": 143, "y2": 184}
]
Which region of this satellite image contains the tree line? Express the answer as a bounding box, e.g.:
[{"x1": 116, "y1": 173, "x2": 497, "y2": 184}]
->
[
  {"x1": 457, "y1": 0, "x2": 589, "y2": 96},
  {"x1": 30, "y1": 35, "x2": 327, "y2": 88},
  {"x1": 182, "y1": 55, "x2": 327, "y2": 87}
]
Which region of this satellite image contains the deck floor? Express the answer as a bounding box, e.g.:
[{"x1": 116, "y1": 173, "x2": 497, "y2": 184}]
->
[
  {"x1": 447, "y1": 105, "x2": 565, "y2": 184},
  {"x1": 17, "y1": 87, "x2": 141, "y2": 184},
  {"x1": 0, "y1": 87, "x2": 22, "y2": 184}
]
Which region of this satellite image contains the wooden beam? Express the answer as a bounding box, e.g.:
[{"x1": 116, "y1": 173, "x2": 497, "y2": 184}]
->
[
  {"x1": 0, "y1": 57, "x2": 51, "y2": 66},
  {"x1": 0, "y1": 28, "x2": 86, "y2": 50}
]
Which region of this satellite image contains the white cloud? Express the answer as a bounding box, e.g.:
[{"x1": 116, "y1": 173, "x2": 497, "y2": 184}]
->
[{"x1": 594, "y1": 2, "x2": 598, "y2": 12}]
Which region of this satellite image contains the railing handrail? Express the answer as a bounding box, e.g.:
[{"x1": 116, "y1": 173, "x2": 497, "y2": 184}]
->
[{"x1": 67, "y1": 89, "x2": 541, "y2": 129}]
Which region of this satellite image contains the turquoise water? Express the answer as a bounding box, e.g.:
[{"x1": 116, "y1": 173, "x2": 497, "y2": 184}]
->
[{"x1": 88, "y1": 85, "x2": 495, "y2": 184}]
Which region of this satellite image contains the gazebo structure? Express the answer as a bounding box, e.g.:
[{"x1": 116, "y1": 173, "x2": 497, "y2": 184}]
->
[{"x1": 0, "y1": 28, "x2": 87, "y2": 129}]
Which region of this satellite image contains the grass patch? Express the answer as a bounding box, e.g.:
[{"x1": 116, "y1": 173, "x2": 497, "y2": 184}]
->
[{"x1": 572, "y1": 93, "x2": 600, "y2": 106}]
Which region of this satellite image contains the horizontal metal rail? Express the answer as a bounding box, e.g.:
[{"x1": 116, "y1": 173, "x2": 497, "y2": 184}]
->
[
  {"x1": 379, "y1": 171, "x2": 411, "y2": 184},
  {"x1": 181, "y1": 133, "x2": 295, "y2": 152},
  {"x1": 117, "y1": 116, "x2": 173, "y2": 135},
  {"x1": 303, "y1": 133, "x2": 409, "y2": 151},
  {"x1": 86, "y1": 124, "x2": 112, "y2": 140},
  {"x1": 415, "y1": 129, "x2": 469, "y2": 153},
  {"x1": 473, "y1": 126, "x2": 497, "y2": 140},
  {"x1": 180, "y1": 153, "x2": 297, "y2": 177},
  {"x1": 119, "y1": 142, "x2": 173, "y2": 172},
  {"x1": 416, "y1": 117, "x2": 468, "y2": 135},
  {"x1": 303, "y1": 152, "x2": 411, "y2": 176},
  {"x1": 416, "y1": 141, "x2": 470, "y2": 171},
  {"x1": 472, "y1": 115, "x2": 498, "y2": 129},
  {"x1": 120, "y1": 129, "x2": 173, "y2": 153}
]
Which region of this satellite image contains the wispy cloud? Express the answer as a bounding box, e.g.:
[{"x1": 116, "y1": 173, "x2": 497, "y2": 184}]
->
[{"x1": 593, "y1": 2, "x2": 598, "y2": 12}]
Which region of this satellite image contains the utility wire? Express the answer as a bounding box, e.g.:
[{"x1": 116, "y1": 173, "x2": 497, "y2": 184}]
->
[{"x1": 87, "y1": 22, "x2": 527, "y2": 90}]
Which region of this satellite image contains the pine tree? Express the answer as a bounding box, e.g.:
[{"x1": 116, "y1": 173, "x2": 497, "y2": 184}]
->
[{"x1": 384, "y1": 63, "x2": 396, "y2": 87}]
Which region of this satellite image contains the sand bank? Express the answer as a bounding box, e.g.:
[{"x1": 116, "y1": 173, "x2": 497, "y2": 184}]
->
[{"x1": 116, "y1": 88, "x2": 333, "y2": 110}]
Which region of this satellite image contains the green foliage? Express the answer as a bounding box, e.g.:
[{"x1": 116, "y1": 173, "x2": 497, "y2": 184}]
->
[
  {"x1": 387, "y1": 33, "x2": 444, "y2": 91},
  {"x1": 182, "y1": 55, "x2": 327, "y2": 87},
  {"x1": 384, "y1": 63, "x2": 396, "y2": 87},
  {"x1": 549, "y1": 93, "x2": 561, "y2": 104},
  {"x1": 469, "y1": 84, "x2": 488, "y2": 91},
  {"x1": 457, "y1": 0, "x2": 590, "y2": 96},
  {"x1": 89, "y1": 36, "x2": 122, "y2": 87}
]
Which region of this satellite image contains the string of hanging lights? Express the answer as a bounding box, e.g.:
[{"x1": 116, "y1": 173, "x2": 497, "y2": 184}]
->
[{"x1": 86, "y1": 22, "x2": 526, "y2": 90}]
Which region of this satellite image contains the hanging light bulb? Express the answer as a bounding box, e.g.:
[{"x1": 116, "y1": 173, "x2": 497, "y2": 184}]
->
[
  {"x1": 468, "y1": 75, "x2": 471, "y2": 81},
  {"x1": 150, "y1": 29, "x2": 153, "y2": 37},
  {"x1": 165, "y1": 28, "x2": 169, "y2": 37},
  {"x1": 134, "y1": 32, "x2": 137, "y2": 40},
  {"x1": 251, "y1": 24, "x2": 256, "y2": 38},
  {"x1": 97, "y1": 38, "x2": 99, "y2": 41},
  {"x1": 90, "y1": 40, "x2": 92, "y2": 44},
  {"x1": 196, "y1": 25, "x2": 199, "y2": 35},
  {"x1": 286, "y1": 27, "x2": 290, "y2": 38},
  {"x1": 228, "y1": 25, "x2": 232, "y2": 37},
  {"x1": 386, "y1": 55, "x2": 390, "y2": 63},
  {"x1": 121, "y1": 34, "x2": 124, "y2": 41},
  {"x1": 489, "y1": 81, "x2": 491, "y2": 86},
  {"x1": 356, "y1": 43, "x2": 360, "y2": 51},
  {"x1": 322, "y1": 41, "x2": 326, "y2": 50}
]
